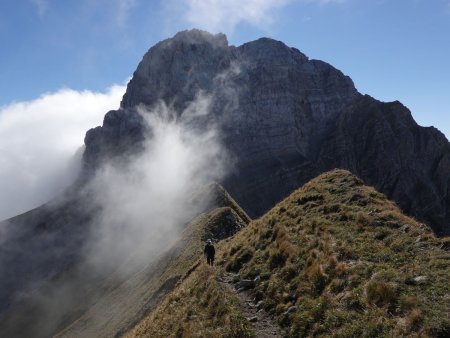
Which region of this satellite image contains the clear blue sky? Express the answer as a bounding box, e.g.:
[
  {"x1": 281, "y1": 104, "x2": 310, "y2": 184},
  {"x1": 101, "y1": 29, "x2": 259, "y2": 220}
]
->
[{"x1": 1, "y1": 0, "x2": 449, "y2": 138}]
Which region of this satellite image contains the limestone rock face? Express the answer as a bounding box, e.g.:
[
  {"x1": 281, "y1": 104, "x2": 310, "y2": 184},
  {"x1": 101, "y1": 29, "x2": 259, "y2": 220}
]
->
[
  {"x1": 319, "y1": 96, "x2": 450, "y2": 235},
  {"x1": 83, "y1": 29, "x2": 450, "y2": 235}
]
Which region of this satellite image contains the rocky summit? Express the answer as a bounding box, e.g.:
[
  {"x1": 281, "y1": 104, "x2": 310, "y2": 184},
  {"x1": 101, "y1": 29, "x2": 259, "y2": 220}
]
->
[{"x1": 85, "y1": 29, "x2": 450, "y2": 235}]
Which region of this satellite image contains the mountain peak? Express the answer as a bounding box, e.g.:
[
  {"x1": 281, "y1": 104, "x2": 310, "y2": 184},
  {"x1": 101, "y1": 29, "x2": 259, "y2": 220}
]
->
[
  {"x1": 170, "y1": 29, "x2": 228, "y2": 47},
  {"x1": 238, "y1": 36, "x2": 308, "y2": 63},
  {"x1": 90, "y1": 29, "x2": 450, "y2": 235}
]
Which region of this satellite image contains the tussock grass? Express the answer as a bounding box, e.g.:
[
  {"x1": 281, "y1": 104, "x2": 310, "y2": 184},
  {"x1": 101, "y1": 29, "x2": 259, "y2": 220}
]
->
[
  {"x1": 127, "y1": 170, "x2": 449, "y2": 337},
  {"x1": 126, "y1": 264, "x2": 254, "y2": 338},
  {"x1": 216, "y1": 169, "x2": 450, "y2": 337}
]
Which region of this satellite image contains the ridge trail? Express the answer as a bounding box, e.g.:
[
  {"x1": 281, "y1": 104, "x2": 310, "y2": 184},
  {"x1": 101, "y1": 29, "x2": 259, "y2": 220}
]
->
[{"x1": 218, "y1": 272, "x2": 282, "y2": 338}]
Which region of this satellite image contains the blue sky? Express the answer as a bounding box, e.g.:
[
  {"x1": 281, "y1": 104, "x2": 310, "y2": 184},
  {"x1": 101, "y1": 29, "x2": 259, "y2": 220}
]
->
[
  {"x1": 0, "y1": 0, "x2": 449, "y2": 218},
  {"x1": 1, "y1": 0, "x2": 449, "y2": 137}
]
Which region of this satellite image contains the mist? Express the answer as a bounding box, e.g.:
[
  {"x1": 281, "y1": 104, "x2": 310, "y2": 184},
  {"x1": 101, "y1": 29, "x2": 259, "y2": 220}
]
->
[
  {"x1": 0, "y1": 84, "x2": 125, "y2": 220},
  {"x1": 0, "y1": 88, "x2": 232, "y2": 337},
  {"x1": 84, "y1": 93, "x2": 229, "y2": 274}
]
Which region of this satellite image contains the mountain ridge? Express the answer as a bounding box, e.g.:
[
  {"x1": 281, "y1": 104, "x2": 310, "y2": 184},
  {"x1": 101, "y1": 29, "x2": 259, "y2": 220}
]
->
[
  {"x1": 0, "y1": 183, "x2": 248, "y2": 338},
  {"x1": 125, "y1": 169, "x2": 450, "y2": 337},
  {"x1": 84, "y1": 29, "x2": 450, "y2": 234}
]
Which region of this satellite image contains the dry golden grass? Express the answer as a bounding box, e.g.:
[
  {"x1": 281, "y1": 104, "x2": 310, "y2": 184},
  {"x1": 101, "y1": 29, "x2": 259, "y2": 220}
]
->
[
  {"x1": 126, "y1": 169, "x2": 449, "y2": 337},
  {"x1": 216, "y1": 169, "x2": 450, "y2": 337},
  {"x1": 126, "y1": 263, "x2": 254, "y2": 338}
]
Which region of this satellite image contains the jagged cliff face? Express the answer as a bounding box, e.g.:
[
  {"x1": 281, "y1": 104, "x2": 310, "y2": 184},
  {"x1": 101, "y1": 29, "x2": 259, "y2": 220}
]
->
[{"x1": 84, "y1": 29, "x2": 450, "y2": 235}]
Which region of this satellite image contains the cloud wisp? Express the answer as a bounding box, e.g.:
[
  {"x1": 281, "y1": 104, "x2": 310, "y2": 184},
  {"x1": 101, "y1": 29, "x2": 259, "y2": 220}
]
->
[
  {"x1": 84, "y1": 93, "x2": 229, "y2": 274},
  {"x1": 175, "y1": 0, "x2": 348, "y2": 34},
  {"x1": 0, "y1": 84, "x2": 125, "y2": 220},
  {"x1": 182, "y1": 0, "x2": 292, "y2": 33},
  {"x1": 10, "y1": 92, "x2": 231, "y2": 337},
  {"x1": 31, "y1": 0, "x2": 50, "y2": 17},
  {"x1": 114, "y1": 0, "x2": 138, "y2": 28}
]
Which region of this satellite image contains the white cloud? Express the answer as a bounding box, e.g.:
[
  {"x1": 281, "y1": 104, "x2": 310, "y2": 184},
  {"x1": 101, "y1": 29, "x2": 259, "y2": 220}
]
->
[
  {"x1": 31, "y1": 0, "x2": 50, "y2": 17},
  {"x1": 182, "y1": 0, "x2": 292, "y2": 33},
  {"x1": 0, "y1": 84, "x2": 126, "y2": 220},
  {"x1": 179, "y1": 0, "x2": 348, "y2": 34},
  {"x1": 308, "y1": 0, "x2": 348, "y2": 4},
  {"x1": 115, "y1": 0, "x2": 137, "y2": 27},
  {"x1": 85, "y1": 97, "x2": 229, "y2": 274}
]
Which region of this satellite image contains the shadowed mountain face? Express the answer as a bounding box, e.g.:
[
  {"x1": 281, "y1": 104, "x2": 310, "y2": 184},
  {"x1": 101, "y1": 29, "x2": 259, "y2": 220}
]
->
[{"x1": 84, "y1": 29, "x2": 450, "y2": 235}]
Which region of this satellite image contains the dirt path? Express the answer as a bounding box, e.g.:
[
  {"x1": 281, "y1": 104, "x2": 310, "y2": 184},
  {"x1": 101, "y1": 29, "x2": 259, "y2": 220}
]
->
[{"x1": 218, "y1": 273, "x2": 283, "y2": 338}]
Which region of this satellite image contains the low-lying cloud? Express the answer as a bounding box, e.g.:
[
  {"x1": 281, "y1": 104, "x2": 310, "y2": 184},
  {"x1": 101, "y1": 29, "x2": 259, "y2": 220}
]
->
[
  {"x1": 0, "y1": 92, "x2": 231, "y2": 337},
  {"x1": 85, "y1": 93, "x2": 229, "y2": 274},
  {"x1": 0, "y1": 84, "x2": 125, "y2": 220}
]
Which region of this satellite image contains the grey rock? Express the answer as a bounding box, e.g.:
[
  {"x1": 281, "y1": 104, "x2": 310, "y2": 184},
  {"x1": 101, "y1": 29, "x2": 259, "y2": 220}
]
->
[
  {"x1": 237, "y1": 279, "x2": 255, "y2": 290},
  {"x1": 288, "y1": 293, "x2": 298, "y2": 302},
  {"x1": 413, "y1": 276, "x2": 428, "y2": 284},
  {"x1": 248, "y1": 316, "x2": 258, "y2": 323},
  {"x1": 286, "y1": 306, "x2": 298, "y2": 314},
  {"x1": 83, "y1": 29, "x2": 450, "y2": 235}
]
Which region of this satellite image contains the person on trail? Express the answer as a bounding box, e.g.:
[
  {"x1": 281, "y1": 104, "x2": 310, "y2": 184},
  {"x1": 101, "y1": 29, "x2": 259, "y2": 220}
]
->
[{"x1": 204, "y1": 239, "x2": 215, "y2": 266}]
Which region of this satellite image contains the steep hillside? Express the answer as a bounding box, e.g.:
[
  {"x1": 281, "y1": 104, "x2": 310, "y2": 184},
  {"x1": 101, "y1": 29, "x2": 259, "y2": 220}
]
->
[
  {"x1": 125, "y1": 264, "x2": 254, "y2": 338},
  {"x1": 0, "y1": 188, "x2": 95, "y2": 313},
  {"x1": 0, "y1": 184, "x2": 249, "y2": 338},
  {"x1": 128, "y1": 170, "x2": 449, "y2": 337}
]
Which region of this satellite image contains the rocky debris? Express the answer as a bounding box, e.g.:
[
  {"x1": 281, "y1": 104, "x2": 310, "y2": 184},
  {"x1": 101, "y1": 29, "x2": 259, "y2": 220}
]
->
[
  {"x1": 82, "y1": 29, "x2": 450, "y2": 235},
  {"x1": 220, "y1": 273, "x2": 282, "y2": 337},
  {"x1": 237, "y1": 279, "x2": 255, "y2": 291},
  {"x1": 284, "y1": 306, "x2": 298, "y2": 315},
  {"x1": 287, "y1": 293, "x2": 298, "y2": 302},
  {"x1": 413, "y1": 276, "x2": 429, "y2": 285},
  {"x1": 248, "y1": 316, "x2": 258, "y2": 323}
]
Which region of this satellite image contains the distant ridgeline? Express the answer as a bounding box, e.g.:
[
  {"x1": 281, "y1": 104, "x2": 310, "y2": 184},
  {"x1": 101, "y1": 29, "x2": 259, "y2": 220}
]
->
[{"x1": 84, "y1": 29, "x2": 450, "y2": 235}]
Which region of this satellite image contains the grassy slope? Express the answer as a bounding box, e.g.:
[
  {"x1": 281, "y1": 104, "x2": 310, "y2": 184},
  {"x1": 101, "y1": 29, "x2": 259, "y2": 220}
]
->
[
  {"x1": 128, "y1": 169, "x2": 449, "y2": 338},
  {"x1": 56, "y1": 206, "x2": 249, "y2": 337},
  {"x1": 220, "y1": 169, "x2": 450, "y2": 337},
  {"x1": 126, "y1": 264, "x2": 254, "y2": 338}
]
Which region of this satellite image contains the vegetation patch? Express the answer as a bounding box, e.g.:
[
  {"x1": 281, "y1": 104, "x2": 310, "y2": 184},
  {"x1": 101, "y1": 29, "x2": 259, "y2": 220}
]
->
[
  {"x1": 127, "y1": 170, "x2": 450, "y2": 337},
  {"x1": 216, "y1": 169, "x2": 450, "y2": 337},
  {"x1": 126, "y1": 264, "x2": 254, "y2": 338}
]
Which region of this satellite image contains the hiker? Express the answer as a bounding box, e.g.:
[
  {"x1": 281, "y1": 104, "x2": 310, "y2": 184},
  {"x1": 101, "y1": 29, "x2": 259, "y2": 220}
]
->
[{"x1": 204, "y1": 239, "x2": 215, "y2": 266}]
